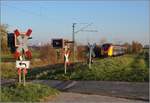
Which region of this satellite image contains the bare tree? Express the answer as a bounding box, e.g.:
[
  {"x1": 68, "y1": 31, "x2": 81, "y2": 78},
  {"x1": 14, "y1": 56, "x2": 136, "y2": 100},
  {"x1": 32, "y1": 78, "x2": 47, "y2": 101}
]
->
[
  {"x1": 0, "y1": 24, "x2": 9, "y2": 53},
  {"x1": 132, "y1": 41, "x2": 143, "y2": 54}
]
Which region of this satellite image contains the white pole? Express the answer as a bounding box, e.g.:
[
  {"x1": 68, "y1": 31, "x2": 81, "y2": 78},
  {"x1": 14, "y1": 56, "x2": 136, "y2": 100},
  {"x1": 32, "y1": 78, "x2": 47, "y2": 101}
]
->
[
  {"x1": 64, "y1": 45, "x2": 68, "y2": 74},
  {"x1": 65, "y1": 62, "x2": 67, "y2": 74},
  {"x1": 19, "y1": 69, "x2": 21, "y2": 83},
  {"x1": 89, "y1": 47, "x2": 92, "y2": 68}
]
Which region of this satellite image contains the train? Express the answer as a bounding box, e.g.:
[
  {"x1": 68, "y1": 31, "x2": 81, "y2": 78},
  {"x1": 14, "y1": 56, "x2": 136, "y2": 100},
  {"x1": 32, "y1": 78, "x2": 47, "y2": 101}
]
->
[{"x1": 100, "y1": 43, "x2": 127, "y2": 57}]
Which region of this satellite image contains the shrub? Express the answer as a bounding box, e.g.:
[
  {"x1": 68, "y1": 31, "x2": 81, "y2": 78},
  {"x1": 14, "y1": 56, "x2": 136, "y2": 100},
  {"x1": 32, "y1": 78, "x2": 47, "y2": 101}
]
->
[
  {"x1": 131, "y1": 41, "x2": 143, "y2": 54},
  {"x1": 77, "y1": 45, "x2": 87, "y2": 61},
  {"x1": 39, "y1": 44, "x2": 57, "y2": 64}
]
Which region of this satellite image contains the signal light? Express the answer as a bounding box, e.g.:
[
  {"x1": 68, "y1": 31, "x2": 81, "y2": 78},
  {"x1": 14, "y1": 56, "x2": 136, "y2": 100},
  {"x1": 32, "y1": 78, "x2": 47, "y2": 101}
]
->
[
  {"x1": 7, "y1": 33, "x2": 16, "y2": 53},
  {"x1": 14, "y1": 29, "x2": 20, "y2": 37},
  {"x1": 52, "y1": 39, "x2": 64, "y2": 48},
  {"x1": 26, "y1": 29, "x2": 32, "y2": 36}
]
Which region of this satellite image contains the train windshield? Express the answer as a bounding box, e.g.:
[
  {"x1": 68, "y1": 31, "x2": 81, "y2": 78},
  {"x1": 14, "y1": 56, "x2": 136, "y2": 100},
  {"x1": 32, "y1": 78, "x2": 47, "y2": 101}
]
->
[{"x1": 102, "y1": 44, "x2": 111, "y2": 51}]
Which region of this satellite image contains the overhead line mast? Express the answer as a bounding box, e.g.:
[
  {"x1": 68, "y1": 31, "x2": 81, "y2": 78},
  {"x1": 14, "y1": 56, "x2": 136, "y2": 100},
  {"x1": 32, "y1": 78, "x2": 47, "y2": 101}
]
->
[{"x1": 72, "y1": 23, "x2": 98, "y2": 63}]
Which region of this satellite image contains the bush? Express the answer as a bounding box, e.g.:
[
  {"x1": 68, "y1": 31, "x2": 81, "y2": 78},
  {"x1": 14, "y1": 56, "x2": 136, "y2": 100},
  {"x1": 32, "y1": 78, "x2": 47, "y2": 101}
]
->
[
  {"x1": 39, "y1": 44, "x2": 57, "y2": 64},
  {"x1": 131, "y1": 41, "x2": 143, "y2": 54},
  {"x1": 77, "y1": 45, "x2": 87, "y2": 61}
]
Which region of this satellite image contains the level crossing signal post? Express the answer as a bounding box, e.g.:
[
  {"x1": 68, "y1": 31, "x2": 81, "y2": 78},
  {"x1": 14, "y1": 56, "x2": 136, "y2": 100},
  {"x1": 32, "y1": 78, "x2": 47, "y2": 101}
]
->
[
  {"x1": 8, "y1": 29, "x2": 32, "y2": 86},
  {"x1": 64, "y1": 45, "x2": 71, "y2": 74},
  {"x1": 87, "y1": 43, "x2": 96, "y2": 68},
  {"x1": 52, "y1": 39, "x2": 71, "y2": 74}
]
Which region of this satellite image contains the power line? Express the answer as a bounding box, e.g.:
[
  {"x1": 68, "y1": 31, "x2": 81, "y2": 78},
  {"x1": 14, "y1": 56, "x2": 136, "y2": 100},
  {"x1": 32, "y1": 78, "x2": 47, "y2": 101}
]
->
[
  {"x1": 81, "y1": 30, "x2": 98, "y2": 32},
  {"x1": 74, "y1": 23, "x2": 93, "y2": 34},
  {"x1": 72, "y1": 22, "x2": 98, "y2": 62}
]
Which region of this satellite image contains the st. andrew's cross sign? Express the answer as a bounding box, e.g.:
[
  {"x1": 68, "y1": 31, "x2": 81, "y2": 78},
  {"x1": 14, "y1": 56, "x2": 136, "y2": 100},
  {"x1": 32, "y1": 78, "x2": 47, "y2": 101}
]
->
[{"x1": 14, "y1": 29, "x2": 32, "y2": 59}]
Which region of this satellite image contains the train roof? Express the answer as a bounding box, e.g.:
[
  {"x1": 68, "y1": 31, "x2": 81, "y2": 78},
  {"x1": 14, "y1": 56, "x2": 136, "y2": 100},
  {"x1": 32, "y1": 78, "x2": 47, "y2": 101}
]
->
[{"x1": 102, "y1": 43, "x2": 127, "y2": 48}]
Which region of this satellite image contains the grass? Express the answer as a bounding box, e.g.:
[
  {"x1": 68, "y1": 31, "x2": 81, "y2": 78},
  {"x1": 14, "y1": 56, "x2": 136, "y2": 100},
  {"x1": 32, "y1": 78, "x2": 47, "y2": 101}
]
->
[
  {"x1": 1, "y1": 50, "x2": 40, "y2": 62},
  {"x1": 70, "y1": 54, "x2": 149, "y2": 82},
  {"x1": 27, "y1": 54, "x2": 149, "y2": 82},
  {"x1": 74, "y1": 54, "x2": 149, "y2": 82},
  {"x1": 1, "y1": 53, "x2": 15, "y2": 62},
  {"x1": 1, "y1": 50, "x2": 48, "y2": 79},
  {"x1": 0, "y1": 83, "x2": 59, "y2": 102},
  {"x1": 1, "y1": 49, "x2": 149, "y2": 82},
  {"x1": 1, "y1": 62, "x2": 17, "y2": 79}
]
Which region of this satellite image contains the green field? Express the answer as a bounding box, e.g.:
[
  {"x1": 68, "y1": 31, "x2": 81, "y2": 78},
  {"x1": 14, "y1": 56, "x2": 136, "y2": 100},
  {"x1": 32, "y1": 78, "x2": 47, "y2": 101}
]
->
[
  {"x1": 1, "y1": 51, "x2": 42, "y2": 79},
  {"x1": 0, "y1": 48, "x2": 149, "y2": 102},
  {"x1": 1, "y1": 83, "x2": 59, "y2": 102},
  {"x1": 26, "y1": 53, "x2": 149, "y2": 82},
  {"x1": 1, "y1": 51, "x2": 149, "y2": 82}
]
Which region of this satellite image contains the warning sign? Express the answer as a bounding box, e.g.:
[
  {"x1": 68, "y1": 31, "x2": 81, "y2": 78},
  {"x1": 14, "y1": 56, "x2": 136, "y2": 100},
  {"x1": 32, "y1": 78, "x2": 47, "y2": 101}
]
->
[{"x1": 16, "y1": 61, "x2": 30, "y2": 69}]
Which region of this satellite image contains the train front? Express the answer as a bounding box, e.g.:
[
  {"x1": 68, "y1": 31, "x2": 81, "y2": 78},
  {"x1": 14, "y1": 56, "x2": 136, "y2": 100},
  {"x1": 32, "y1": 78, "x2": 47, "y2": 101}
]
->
[{"x1": 101, "y1": 43, "x2": 113, "y2": 57}]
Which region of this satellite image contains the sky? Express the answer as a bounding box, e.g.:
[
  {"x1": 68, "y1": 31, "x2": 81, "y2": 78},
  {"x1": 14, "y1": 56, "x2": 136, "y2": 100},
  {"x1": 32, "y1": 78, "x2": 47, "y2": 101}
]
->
[{"x1": 1, "y1": 0, "x2": 149, "y2": 45}]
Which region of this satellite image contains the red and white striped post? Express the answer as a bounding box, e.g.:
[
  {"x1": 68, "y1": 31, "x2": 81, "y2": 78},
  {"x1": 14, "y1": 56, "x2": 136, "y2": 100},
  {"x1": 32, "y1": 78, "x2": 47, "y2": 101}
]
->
[
  {"x1": 64, "y1": 45, "x2": 70, "y2": 74},
  {"x1": 14, "y1": 29, "x2": 32, "y2": 86}
]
